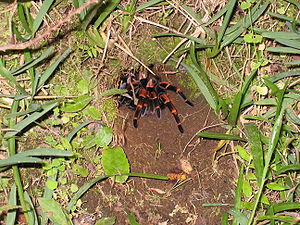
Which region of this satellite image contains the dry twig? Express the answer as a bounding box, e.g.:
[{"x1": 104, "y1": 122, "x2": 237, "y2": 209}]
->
[{"x1": 0, "y1": 0, "x2": 99, "y2": 52}]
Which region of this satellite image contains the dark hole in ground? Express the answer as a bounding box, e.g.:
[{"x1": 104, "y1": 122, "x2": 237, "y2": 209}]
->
[{"x1": 82, "y1": 69, "x2": 236, "y2": 225}]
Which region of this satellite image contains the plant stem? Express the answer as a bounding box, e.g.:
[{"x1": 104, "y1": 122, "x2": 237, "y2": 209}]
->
[{"x1": 8, "y1": 100, "x2": 30, "y2": 224}]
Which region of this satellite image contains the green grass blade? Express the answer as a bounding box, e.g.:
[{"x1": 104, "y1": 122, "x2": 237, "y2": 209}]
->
[
  {"x1": 244, "y1": 123, "x2": 264, "y2": 186},
  {"x1": 284, "y1": 0, "x2": 300, "y2": 9},
  {"x1": 31, "y1": 0, "x2": 54, "y2": 36},
  {"x1": 267, "y1": 202, "x2": 300, "y2": 214},
  {"x1": 286, "y1": 108, "x2": 300, "y2": 125},
  {"x1": 5, "y1": 104, "x2": 42, "y2": 118},
  {"x1": 0, "y1": 61, "x2": 28, "y2": 96},
  {"x1": 266, "y1": 46, "x2": 300, "y2": 54},
  {"x1": 204, "y1": 4, "x2": 228, "y2": 26},
  {"x1": 275, "y1": 38, "x2": 300, "y2": 50},
  {"x1": 180, "y1": 3, "x2": 203, "y2": 24},
  {"x1": 262, "y1": 31, "x2": 300, "y2": 39},
  {"x1": 154, "y1": 33, "x2": 208, "y2": 45},
  {"x1": 284, "y1": 60, "x2": 300, "y2": 66},
  {"x1": 11, "y1": 47, "x2": 55, "y2": 75},
  {"x1": 24, "y1": 191, "x2": 38, "y2": 225},
  {"x1": 37, "y1": 47, "x2": 72, "y2": 89},
  {"x1": 16, "y1": 148, "x2": 74, "y2": 157},
  {"x1": 67, "y1": 121, "x2": 93, "y2": 142},
  {"x1": 6, "y1": 185, "x2": 17, "y2": 225},
  {"x1": 268, "y1": 71, "x2": 300, "y2": 82},
  {"x1": 268, "y1": 12, "x2": 300, "y2": 24},
  {"x1": 197, "y1": 132, "x2": 247, "y2": 141},
  {"x1": 228, "y1": 69, "x2": 257, "y2": 127},
  {"x1": 17, "y1": 3, "x2": 32, "y2": 34},
  {"x1": 37, "y1": 48, "x2": 73, "y2": 90},
  {"x1": 217, "y1": 0, "x2": 237, "y2": 45},
  {"x1": 179, "y1": 62, "x2": 217, "y2": 110},
  {"x1": 221, "y1": 2, "x2": 269, "y2": 48},
  {"x1": 80, "y1": 2, "x2": 102, "y2": 30},
  {"x1": 94, "y1": 0, "x2": 121, "y2": 28},
  {"x1": 136, "y1": 0, "x2": 164, "y2": 12},
  {"x1": 247, "y1": 109, "x2": 285, "y2": 225},
  {"x1": 276, "y1": 164, "x2": 300, "y2": 175},
  {"x1": 4, "y1": 101, "x2": 59, "y2": 138},
  {"x1": 0, "y1": 156, "x2": 43, "y2": 168},
  {"x1": 234, "y1": 164, "x2": 244, "y2": 210}
]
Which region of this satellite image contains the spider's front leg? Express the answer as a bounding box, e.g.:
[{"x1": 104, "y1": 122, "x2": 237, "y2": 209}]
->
[
  {"x1": 159, "y1": 82, "x2": 194, "y2": 106},
  {"x1": 159, "y1": 93, "x2": 184, "y2": 133},
  {"x1": 133, "y1": 88, "x2": 148, "y2": 128}
]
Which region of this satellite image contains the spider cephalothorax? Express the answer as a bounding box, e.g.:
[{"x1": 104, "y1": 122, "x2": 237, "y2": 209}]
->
[{"x1": 119, "y1": 65, "x2": 193, "y2": 133}]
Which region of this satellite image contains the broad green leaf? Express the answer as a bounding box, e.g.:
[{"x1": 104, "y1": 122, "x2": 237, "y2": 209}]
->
[
  {"x1": 257, "y1": 215, "x2": 294, "y2": 223},
  {"x1": 285, "y1": 60, "x2": 300, "y2": 66},
  {"x1": 244, "y1": 123, "x2": 264, "y2": 186},
  {"x1": 85, "y1": 106, "x2": 101, "y2": 120},
  {"x1": 127, "y1": 212, "x2": 140, "y2": 225},
  {"x1": 236, "y1": 145, "x2": 251, "y2": 162},
  {"x1": 100, "y1": 88, "x2": 127, "y2": 97},
  {"x1": 72, "y1": 164, "x2": 89, "y2": 177},
  {"x1": 95, "y1": 216, "x2": 116, "y2": 225},
  {"x1": 266, "y1": 182, "x2": 289, "y2": 191},
  {"x1": 242, "y1": 180, "x2": 253, "y2": 198},
  {"x1": 38, "y1": 198, "x2": 72, "y2": 225},
  {"x1": 95, "y1": 127, "x2": 113, "y2": 147},
  {"x1": 61, "y1": 96, "x2": 93, "y2": 112},
  {"x1": 70, "y1": 184, "x2": 78, "y2": 193},
  {"x1": 228, "y1": 209, "x2": 248, "y2": 225},
  {"x1": 31, "y1": 0, "x2": 54, "y2": 36},
  {"x1": 197, "y1": 132, "x2": 247, "y2": 142},
  {"x1": 102, "y1": 147, "x2": 130, "y2": 183},
  {"x1": 76, "y1": 79, "x2": 90, "y2": 94}
]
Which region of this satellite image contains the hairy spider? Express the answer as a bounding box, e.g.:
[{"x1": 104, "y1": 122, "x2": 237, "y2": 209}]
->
[{"x1": 118, "y1": 65, "x2": 193, "y2": 133}]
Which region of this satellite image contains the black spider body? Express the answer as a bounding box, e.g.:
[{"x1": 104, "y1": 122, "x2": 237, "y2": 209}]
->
[{"x1": 119, "y1": 65, "x2": 193, "y2": 133}]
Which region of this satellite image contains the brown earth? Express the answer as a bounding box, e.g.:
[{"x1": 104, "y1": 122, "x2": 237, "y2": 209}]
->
[{"x1": 81, "y1": 72, "x2": 237, "y2": 225}]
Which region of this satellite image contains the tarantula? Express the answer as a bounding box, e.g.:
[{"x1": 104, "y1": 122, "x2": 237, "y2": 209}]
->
[{"x1": 119, "y1": 65, "x2": 193, "y2": 133}]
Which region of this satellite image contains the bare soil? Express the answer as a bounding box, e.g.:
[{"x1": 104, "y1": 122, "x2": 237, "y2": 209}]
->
[{"x1": 81, "y1": 71, "x2": 236, "y2": 225}]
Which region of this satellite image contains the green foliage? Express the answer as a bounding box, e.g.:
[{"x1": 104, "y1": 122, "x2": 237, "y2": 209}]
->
[{"x1": 102, "y1": 147, "x2": 130, "y2": 183}]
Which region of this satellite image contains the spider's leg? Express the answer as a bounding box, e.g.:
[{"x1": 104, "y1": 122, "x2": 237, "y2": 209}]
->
[
  {"x1": 159, "y1": 82, "x2": 194, "y2": 106},
  {"x1": 149, "y1": 91, "x2": 161, "y2": 118},
  {"x1": 133, "y1": 88, "x2": 147, "y2": 128},
  {"x1": 160, "y1": 93, "x2": 184, "y2": 133}
]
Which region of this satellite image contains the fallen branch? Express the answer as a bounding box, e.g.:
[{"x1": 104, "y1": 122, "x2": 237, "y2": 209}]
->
[{"x1": 0, "y1": 0, "x2": 99, "y2": 52}]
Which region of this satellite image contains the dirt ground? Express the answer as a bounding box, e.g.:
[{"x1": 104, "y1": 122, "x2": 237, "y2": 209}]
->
[{"x1": 80, "y1": 70, "x2": 237, "y2": 225}]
